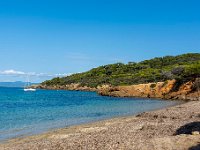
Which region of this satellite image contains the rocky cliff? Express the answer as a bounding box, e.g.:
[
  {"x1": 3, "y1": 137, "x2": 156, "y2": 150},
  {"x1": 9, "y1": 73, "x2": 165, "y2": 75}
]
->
[
  {"x1": 34, "y1": 78, "x2": 200, "y2": 101},
  {"x1": 98, "y1": 78, "x2": 200, "y2": 101},
  {"x1": 33, "y1": 83, "x2": 96, "y2": 91}
]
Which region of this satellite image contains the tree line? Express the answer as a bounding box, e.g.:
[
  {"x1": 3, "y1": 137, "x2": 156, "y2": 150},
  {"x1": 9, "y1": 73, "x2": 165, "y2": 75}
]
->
[{"x1": 42, "y1": 53, "x2": 200, "y2": 88}]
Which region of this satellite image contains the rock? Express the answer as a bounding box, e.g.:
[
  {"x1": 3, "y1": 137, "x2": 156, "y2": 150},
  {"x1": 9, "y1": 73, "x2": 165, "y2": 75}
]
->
[
  {"x1": 192, "y1": 131, "x2": 200, "y2": 135},
  {"x1": 34, "y1": 78, "x2": 200, "y2": 101},
  {"x1": 97, "y1": 79, "x2": 200, "y2": 101}
]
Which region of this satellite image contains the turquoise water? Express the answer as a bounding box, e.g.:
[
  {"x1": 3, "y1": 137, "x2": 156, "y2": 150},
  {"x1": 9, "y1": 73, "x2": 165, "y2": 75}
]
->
[{"x1": 0, "y1": 87, "x2": 180, "y2": 141}]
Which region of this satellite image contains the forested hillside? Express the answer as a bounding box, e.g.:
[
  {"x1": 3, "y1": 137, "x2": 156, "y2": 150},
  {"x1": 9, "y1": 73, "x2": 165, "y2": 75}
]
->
[{"x1": 42, "y1": 53, "x2": 200, "y2": 87}]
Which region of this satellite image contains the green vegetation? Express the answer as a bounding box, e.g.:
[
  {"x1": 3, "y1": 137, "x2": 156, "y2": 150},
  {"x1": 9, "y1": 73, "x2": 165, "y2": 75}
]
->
[
  {"x1": 42, "y1": 53, "x2": 200, "y2": 88},
  {"x1": 150, "y1": 83, "x2": 156, "y2": 89}
]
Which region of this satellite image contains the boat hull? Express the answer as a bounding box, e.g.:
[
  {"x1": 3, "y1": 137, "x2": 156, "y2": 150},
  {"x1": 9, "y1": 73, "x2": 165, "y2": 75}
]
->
[{"x1": 24, "y1": 88, "x2": 36, "y2": 92}]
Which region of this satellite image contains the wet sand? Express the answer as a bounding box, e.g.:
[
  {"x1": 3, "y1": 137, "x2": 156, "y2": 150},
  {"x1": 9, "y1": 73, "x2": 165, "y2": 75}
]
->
[{"x1": 1, "y1": 101, "x2": 200, "y2": 150}]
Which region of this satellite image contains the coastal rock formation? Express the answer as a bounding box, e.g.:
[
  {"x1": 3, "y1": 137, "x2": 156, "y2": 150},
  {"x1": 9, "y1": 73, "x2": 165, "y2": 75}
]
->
[
  {"x1": 33, "y1": 78, "x2": 200, "y2": 101},
  {"x1": 98, "y1": 78, "x2": 200, "y2": 101},
  {"x1": 34, "y1": 83, "x2": 96, "y2": 91}
]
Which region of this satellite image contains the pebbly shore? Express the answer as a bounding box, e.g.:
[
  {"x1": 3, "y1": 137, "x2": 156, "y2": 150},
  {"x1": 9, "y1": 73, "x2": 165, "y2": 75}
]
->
[{"x1": 1, "y1": 100, "x2": 200, "y2": 150}]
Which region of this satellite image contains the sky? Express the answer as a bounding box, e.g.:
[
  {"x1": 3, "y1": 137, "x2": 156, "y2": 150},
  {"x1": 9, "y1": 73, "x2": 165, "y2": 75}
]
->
[{"x1": 0, "y1": 0, "x2": 200, "y2": 82}]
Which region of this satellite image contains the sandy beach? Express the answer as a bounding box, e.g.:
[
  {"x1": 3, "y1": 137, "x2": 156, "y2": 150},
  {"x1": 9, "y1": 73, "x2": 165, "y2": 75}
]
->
[{"x1": 1, "y1": 100, "x2": 200, "y2": 150}]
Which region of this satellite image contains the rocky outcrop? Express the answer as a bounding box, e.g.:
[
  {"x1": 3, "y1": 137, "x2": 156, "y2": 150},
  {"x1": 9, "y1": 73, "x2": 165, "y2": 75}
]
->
[
  {"x1": 98, "y1": 79, "x2": 200, "y2": 101},
  {"x1": 34, "y1": 83, "x2": 97, "y2": 92},
  {"x1": 34, "y1": 78, "x2": 200, "y2": 101}
]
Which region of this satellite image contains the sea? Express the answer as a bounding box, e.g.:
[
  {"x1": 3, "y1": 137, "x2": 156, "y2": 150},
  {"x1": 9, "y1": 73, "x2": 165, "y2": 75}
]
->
[{"x1": 0, "y1": 87, "x2": 181, "y2": 141}]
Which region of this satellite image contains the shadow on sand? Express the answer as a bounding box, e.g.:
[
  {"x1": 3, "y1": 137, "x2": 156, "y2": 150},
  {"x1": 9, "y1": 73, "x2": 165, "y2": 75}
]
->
[
  {"x1": 175, "y1": 122, "x2": 200, "y2": 150},
  {"x1": 189, "y1": 144, "x2": 200, "y2": 150},
  {"x1": 175, "y1": 122, "x2": 200, "y2": 135}
]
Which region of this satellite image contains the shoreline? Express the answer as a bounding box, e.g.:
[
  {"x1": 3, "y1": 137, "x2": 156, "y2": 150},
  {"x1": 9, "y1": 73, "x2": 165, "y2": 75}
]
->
[
  {"x1": 0, "y1": 97, "x2": 181, "y2": 143},
  {"x1": 34, "y1": 78, "x2": 200, "y2": 101},
  {"x1": 1, "y1": 100, "x2": 200, "y2": 150}
]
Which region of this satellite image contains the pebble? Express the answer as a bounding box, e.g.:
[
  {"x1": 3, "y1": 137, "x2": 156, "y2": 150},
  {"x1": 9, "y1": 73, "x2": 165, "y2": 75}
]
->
[{"x1": 192, "y1": 131, "x2": 200, "y2": 135}]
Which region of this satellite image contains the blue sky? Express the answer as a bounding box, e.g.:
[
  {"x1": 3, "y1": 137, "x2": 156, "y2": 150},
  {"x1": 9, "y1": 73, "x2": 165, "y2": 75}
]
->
[{"x1": 0, "y1": 0, "x2": 200, "y2": 82}]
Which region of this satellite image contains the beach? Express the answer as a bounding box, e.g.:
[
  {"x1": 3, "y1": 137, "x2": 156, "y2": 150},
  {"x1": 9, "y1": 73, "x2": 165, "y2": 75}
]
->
[
  {"x1": 0, "y1": 0, "x2": 199, "y2": 149},
  {"x1": 1, "y1": 100, "x2": 200, "y2": 150}
]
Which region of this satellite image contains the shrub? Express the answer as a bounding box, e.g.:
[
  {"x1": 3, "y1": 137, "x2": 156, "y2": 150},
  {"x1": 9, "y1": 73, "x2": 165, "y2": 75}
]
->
[
  {"x1": 41, "y1": 53, "x2": 200, "y2": 88},
  {"x1": 150, "y1": 83, "x2": 156, "y2": 88}
]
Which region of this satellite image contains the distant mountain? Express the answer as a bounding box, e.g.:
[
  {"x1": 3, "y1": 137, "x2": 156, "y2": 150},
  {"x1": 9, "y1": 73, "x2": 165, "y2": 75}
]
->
[{"x1": 0, "y1": 81, "x2": 39, "y2": 87}]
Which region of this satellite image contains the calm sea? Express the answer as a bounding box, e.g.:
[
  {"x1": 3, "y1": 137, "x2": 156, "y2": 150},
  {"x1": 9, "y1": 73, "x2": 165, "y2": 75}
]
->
[{"x1": 0, "y1": 87, "x2": 180, "y2": 141}]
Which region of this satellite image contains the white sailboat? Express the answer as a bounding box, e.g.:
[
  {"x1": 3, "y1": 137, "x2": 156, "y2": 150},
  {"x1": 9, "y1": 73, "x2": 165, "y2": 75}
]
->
[
  {"x1": 24, "y1": 76, "x2": 36, "y2": 92},
  {"x1": 24, "y1": 88, "x2": 36, "y2": 92}
]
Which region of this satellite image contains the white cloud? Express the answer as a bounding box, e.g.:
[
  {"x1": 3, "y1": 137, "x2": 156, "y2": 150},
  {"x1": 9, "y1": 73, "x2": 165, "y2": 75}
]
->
[
  {"x1": 55, "y1": 73, "x2": 72, "y2": 77},
  {"x1": 0, "y1": 69, "x2": 25, "y2": 75},
  {"x1": 0, "y1": 69, "x2": 71, "y2": 77}
]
